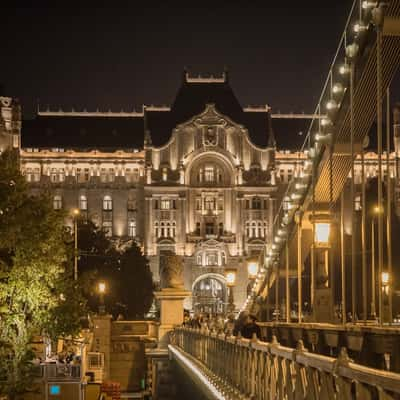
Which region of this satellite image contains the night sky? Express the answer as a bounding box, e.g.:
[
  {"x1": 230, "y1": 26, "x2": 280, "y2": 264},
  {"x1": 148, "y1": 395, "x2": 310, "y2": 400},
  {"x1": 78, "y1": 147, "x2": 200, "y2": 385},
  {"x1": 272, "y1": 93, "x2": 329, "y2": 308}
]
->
[{"x1": 1, "y1": 1, "x2": 398, "y2": 119}]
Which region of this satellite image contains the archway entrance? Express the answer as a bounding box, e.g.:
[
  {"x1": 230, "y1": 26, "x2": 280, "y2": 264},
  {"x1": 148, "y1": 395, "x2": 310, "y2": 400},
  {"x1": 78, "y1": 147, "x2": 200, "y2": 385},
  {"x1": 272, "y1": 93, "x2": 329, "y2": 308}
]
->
[{"x1": 192, "y1": 276, "x2": 226, "y2": 316}]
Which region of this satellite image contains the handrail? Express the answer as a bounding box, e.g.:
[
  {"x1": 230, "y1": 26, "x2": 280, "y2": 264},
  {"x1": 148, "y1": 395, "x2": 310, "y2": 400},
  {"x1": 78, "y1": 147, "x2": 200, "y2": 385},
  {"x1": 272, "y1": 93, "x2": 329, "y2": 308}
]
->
[{"x1": 172, "y1": 327, "x2": 400, "y2": 398}]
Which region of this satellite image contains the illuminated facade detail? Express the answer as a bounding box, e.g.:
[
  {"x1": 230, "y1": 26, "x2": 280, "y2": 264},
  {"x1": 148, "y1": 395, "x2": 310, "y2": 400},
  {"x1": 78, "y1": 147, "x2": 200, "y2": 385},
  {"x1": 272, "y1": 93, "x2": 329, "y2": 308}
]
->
[{"x1": 3, "y1": 78, "x2": 399, "y2": 313}]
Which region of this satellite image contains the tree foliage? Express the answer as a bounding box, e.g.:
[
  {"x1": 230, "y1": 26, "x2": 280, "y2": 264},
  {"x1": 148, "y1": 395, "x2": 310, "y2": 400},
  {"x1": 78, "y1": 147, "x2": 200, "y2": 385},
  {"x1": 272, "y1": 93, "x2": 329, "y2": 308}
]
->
[
  {"x1": 0, "y1": 150, "x2": 86, "y2": 398},
  {"x1": 76, "y1": 219, "x2": 154, "y2": 318}
]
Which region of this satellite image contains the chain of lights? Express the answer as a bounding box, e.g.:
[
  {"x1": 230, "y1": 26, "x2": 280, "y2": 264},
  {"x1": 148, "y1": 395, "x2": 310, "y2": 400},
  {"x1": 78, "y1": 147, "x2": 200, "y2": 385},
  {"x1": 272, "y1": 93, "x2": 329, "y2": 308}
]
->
[{"x1": 239, "y1": 0, "x2": 383, "y2": 315}]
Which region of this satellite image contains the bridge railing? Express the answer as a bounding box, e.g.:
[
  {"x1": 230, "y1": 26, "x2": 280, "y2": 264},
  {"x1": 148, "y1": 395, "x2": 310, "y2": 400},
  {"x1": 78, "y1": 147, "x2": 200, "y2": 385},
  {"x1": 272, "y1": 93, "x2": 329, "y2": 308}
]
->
[{"x1": 172, "y1": 327, "x2": 400, "y2": 399}]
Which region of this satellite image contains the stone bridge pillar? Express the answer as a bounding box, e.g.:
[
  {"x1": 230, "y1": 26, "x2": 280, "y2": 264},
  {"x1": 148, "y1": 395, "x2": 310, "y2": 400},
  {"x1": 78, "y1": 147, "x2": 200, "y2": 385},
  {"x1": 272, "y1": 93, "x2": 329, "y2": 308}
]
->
[{"x1": 155, "y1": 253, "x2": 190, "y2": 348}]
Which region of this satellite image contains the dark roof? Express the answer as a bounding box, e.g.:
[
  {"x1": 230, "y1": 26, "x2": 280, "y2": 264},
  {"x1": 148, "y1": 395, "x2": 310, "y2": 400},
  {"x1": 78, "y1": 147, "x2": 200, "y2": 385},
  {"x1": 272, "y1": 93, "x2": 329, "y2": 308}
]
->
[
  {"x1": 147, "y1": 80, "x2": 272, "y2": 147},
  {"x1": 22, "y1": 115, "x2": 144, "y2": 150}
]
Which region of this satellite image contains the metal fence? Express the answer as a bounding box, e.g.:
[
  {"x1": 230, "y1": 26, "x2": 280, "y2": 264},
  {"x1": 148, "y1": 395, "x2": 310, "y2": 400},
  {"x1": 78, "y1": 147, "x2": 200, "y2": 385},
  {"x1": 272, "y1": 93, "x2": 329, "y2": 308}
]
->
[{"x1": 172, "y1": 327, "x2": 400, "y2": 399}]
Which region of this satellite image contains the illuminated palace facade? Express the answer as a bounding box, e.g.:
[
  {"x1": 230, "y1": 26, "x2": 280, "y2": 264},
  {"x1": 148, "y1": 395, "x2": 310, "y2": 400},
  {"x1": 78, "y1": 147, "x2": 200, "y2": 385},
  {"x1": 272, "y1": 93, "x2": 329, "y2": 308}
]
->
[{"x1": 1, "y1": 75, "x2": 400, "y2": 313}]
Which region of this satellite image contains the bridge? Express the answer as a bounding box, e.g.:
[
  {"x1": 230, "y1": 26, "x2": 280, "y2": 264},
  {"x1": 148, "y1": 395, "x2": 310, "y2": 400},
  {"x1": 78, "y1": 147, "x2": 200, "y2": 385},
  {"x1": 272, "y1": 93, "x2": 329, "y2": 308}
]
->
[{"x1": 154, "y1": 1, "x2": 400, "y2": 399}]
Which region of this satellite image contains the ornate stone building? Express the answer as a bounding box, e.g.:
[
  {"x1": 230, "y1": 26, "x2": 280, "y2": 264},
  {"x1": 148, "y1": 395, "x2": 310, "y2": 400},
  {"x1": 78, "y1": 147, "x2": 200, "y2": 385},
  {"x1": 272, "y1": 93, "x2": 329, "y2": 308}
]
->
[{"x1": 1, "y1": 73, "x2": 399, "y2": 313}]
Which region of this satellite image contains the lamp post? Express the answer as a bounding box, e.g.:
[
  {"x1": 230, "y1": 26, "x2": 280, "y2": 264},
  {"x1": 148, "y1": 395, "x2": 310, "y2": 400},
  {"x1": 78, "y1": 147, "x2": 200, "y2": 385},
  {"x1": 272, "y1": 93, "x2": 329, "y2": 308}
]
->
[
  {"x1": 371, "y1": 205, "x2": 383, "y2": 320},
  {"x1": 98, "y1": 280, "x2": 106, "y2": 314},
  {"x1": 382, "y1": 272, "x2": 390, "y2": 296},
  {"x1": 312, "y1": 218, "x2": 331, "y2": 321},
  {"x1": 72, "y1": 208, "x2": 80, "y2": 281},
  {"x1": 225, "y1": 269, "x2": 236, "y2": 314}
]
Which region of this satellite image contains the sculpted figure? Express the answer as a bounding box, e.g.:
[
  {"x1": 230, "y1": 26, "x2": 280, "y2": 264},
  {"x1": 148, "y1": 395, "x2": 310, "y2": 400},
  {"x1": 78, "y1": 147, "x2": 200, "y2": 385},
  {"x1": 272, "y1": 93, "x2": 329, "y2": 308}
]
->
[{"x1": 159, "y1": 252, "x2": 184, "y2": 289}]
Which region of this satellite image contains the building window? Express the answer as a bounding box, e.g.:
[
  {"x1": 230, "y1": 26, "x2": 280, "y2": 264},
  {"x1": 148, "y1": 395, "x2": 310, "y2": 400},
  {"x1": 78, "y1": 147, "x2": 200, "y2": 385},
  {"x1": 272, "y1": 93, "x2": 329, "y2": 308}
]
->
[
  {"x1": 205, "y1": 197, "x2": 215, "y2": 210},
  {"x1": 50, "y1": 168, "x2": 65, "y2": 183},
  {"x1": 103, "y1": 195, "x2": 112, "y2": 210},
  {"x1": 128, "y1": 220, "x2": 136, "y2": 237},
  {"x1": 196, "y1": 198, "x2": 202, "y2": 210},
  {"x1": 206, "y1": 253, "x2": 217, "y2": 266},
  {"x1": 157, "y1": 221, "x2": 176, "y2": 238},
  {"x1": 257, "y1": 221, "x2": 263, "y2": 238},
  {"x1": 246, "y1": 221, "x2": 250, "y2": 237},
  {"x1": 160, "y1": 199, "x2": 171, "y2": 210},
  {"x1": 162, "y1": 167, "x2": 168, "y2": 181},
  {"x1": 102, "y1": 221, "x2": 112, "y2": 237},
  {"x1": 195, "y1": 222, "x2": 201, "y2": 235},
  {"x1": 79, "y1": 195, "x2": 87, "y2": 210},
  {"x1": 252, "y1": 197, "x2": 261, "y2": 209},
  {"x1": 204, "y1": 166, "x2": 215, "y2": 182},
  {"x1": 76, "y1": 168, "x2": 89, "y2": 183},
  {"x1": 197, "y1": 254, "x2": 202, "y2": 265},
  {"x1": 127, "y1": 198, "x2": 136, "y2": 211},
  {"x1": 100, "y1": 168, "x2": 107, "y2": 183},
  {"x1": 53, "y1": 195, "x2": 62, "y2": 210},
  {"x1": 287, "y1": 169, "x2": 293, "y2": 182},
  {"x1": 251, "y1": 221, "x2": 257, "y2": 237},
  {"x1": 218, "y1": 222, "x2": 224, "y2": 236},
  {"x1": 221, "y1": 252, "x2": 227, "y2": 266},
  {"x1": 205, "y1": 222, "x2": 215, "y2": 235}
]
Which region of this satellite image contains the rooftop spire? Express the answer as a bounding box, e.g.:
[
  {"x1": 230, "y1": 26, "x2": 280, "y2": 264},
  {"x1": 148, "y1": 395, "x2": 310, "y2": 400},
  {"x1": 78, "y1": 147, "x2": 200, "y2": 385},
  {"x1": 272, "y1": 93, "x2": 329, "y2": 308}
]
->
[
  {"x1": 267, "y1": 111, "x2": 276, "y2": 148},
  {"x1": 143, "y1": 106, "x2": 152, "y2": 147}
]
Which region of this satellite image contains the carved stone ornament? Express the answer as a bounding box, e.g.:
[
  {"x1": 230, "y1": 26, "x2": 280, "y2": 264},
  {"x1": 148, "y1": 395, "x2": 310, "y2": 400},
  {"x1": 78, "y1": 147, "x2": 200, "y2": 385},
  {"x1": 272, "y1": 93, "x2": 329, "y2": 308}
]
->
[
  {"x1": 203, "y1": 125, "x2": 218, "y2": 146},
  {"x1": 159, "y1": 252, "x2": 184, "y2": 289}
]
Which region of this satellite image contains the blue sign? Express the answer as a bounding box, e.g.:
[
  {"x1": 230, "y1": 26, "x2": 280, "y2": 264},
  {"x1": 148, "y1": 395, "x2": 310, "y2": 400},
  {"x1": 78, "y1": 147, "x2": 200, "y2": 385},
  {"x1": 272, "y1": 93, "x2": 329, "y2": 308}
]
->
[{"x1": 49, "y1": 385, "x2": 61, "y2": 395}]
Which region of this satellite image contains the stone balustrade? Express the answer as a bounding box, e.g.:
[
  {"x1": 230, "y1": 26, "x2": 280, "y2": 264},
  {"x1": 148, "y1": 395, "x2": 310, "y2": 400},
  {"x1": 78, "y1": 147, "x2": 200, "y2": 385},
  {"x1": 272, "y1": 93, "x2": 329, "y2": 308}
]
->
[{"x1": 170, "y1": 327, "x2": 400, "y2": 399}]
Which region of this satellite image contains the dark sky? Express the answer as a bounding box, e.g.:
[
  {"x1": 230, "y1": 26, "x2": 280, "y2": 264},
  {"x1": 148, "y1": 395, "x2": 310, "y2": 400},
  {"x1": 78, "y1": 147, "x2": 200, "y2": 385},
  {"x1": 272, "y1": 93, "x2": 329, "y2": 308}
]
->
[{"x1": 0, "y1": 1, "x2": 385, "y2": 119}]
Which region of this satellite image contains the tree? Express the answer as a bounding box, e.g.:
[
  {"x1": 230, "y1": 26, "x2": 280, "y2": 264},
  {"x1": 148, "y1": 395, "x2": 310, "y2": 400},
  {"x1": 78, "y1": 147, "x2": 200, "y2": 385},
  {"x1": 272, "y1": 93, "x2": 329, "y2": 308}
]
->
[
  {"x1": 76, "y1": 220, "x2": 153, "y2": 318},
  {"x1": 116, "y1": 242, "x2": 154, "y2": 319},
  {"x1": 0, "y1": 150, "x2": 86, "y2": 399}
]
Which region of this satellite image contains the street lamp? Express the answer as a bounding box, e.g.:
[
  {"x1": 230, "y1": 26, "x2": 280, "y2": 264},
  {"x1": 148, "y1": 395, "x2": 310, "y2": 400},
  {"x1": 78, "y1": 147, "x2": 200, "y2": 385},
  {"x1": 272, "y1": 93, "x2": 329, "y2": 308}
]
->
[
  {"x1": 247, "y1": 260, "x2": 258, "y2": 279},
  {"x1": 72, "y1": 208, "x2": 80, "y2": 280},
  {"x1": 314, "y1": 222, "x2": 331, "y2": 246},
  {"x1": 98, "y1": 280, "x2": 107, "y2": 314},
  {"x1": 225, "y1": 269, "x2": 236, "y2": 314},
  {"x1": 382, "y1": 272, "x2": 390, "y2": 296}
]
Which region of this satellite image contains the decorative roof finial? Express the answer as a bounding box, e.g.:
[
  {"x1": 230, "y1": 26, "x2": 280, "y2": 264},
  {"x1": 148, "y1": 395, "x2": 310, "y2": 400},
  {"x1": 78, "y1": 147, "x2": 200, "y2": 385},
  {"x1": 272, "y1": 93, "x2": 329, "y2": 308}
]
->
[
  {"x1": 223, "y1": 65, "x2": 229, "y2": 82},
  {"x1": 143, "y1": 105, "x2": 152, "y2": 147},
  {"x1": 267, "y1": 111, "x2": 276, "y2": 148}
]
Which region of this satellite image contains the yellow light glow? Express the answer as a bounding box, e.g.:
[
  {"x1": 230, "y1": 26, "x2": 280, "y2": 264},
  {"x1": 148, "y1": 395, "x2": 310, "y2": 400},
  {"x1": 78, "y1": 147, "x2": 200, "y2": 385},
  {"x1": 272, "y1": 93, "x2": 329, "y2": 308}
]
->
[
  {"x1": 98, "y1": 281, "x2": 106, "y2": 294},
  {"x1": 225, "y1": 270, "x2": 236, "y2": 287},
  {"x1": 373, "y1": 205, "x2": 383, "y2": 214},
  {"x1": 247, "y1": 262, "x2": 258, "y2": 278},
  {"x1": 315, "y1": 222, "x2": 330, "y2": 244},
  {"x1": 72, "y1": 208, "x2": 80, "y2": 216},
  {"x1": 382, "y1": 272, "x2": 389, "y2": 285}
]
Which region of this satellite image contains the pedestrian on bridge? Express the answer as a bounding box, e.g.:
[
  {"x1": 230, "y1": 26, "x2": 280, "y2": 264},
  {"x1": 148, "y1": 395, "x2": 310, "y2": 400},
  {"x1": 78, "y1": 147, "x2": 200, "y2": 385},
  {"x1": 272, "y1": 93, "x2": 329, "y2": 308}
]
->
[{"x1": 240, "y1": 315, "x2": 261, "y2": 339}]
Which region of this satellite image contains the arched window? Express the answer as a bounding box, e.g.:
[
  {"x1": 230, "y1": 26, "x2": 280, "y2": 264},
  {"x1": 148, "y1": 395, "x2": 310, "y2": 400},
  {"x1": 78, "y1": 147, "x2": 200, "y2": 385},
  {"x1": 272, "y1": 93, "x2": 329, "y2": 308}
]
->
[
  {"x1": 196, "y1": 253, "x2": 202, "y2": 265},
  {"x1": 103, "y1": 195, "x2": 112, "y2": 210},
  {"x1": 79, "y1": 195, "x2": 87, "y2": 210},
  {"x1": 128, "y1": 220, "x2": 136, "y2": 237},
  {"x1": 154, "y1": 221, "x2": 160, "y2": 237},
  {"x1": 53, "y1": 195, "x2": 62, "y2": 210}
]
